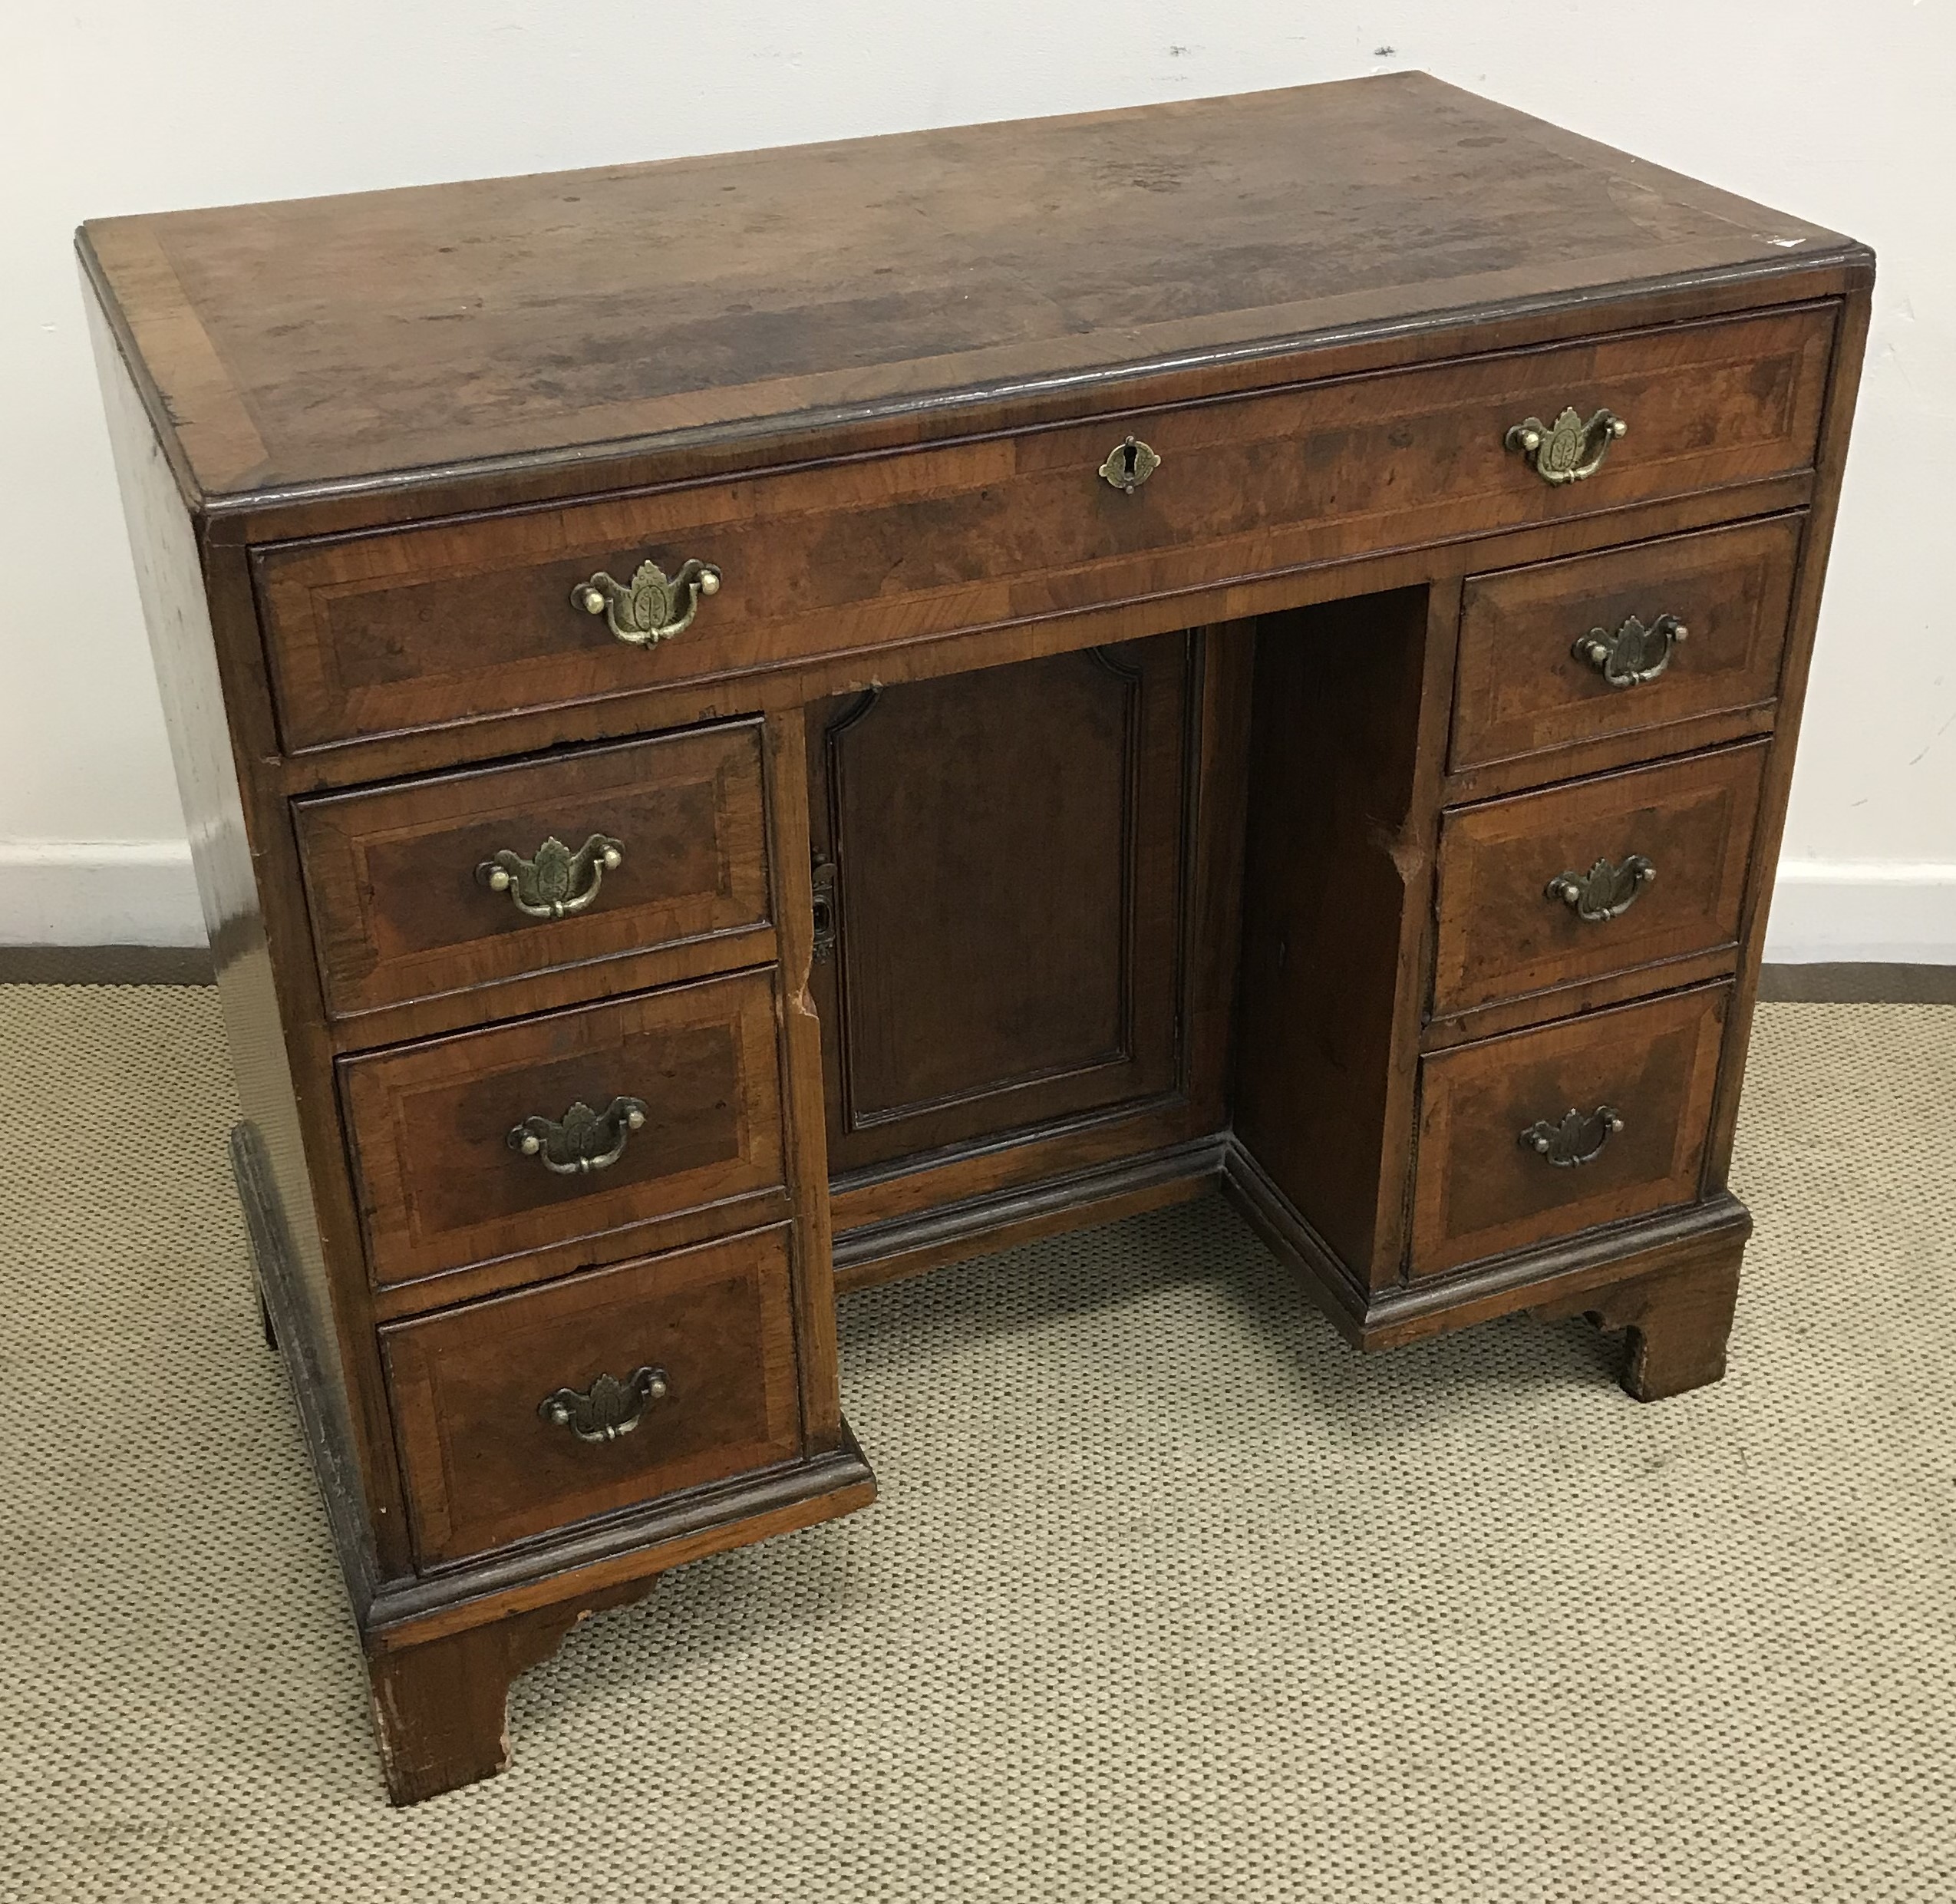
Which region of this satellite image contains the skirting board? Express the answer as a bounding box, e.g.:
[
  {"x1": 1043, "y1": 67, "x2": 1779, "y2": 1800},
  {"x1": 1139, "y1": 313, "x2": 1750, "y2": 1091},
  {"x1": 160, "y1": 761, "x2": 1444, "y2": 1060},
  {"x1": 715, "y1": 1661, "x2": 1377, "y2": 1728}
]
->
[
  {"x1": 0, "y1": 838, "x2": 204, "y2": 949},
  {"x1": 1761, "y1": 860, "x2": 1956, "y2": 965}
]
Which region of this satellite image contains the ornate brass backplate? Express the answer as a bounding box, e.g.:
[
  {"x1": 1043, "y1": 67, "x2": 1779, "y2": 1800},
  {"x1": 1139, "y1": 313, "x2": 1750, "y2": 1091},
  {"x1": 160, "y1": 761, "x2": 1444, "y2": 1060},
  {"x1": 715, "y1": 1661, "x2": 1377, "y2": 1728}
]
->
[
  {"x1": 1506, "y1": 405, "x2": 1627, "y2": 485},
  {"x1": 1546, "y1": 853, "x2": 1656, "y2": 923},
  {"x1": 572, "y1": 556, "x2": 721, "y2": 647},
  {"x1": 477, "y1": 833, "x2": 622, "y2": 920},
  {"x1": 507, "y1": 1095, "x2": 649, "y2": 1175},
  {"x1": 538, "y1": 1364, "x2": 670, "y2": 1444},
  {"x1": 1576, "y1": 611, "x2": 1688, "y2": 688},
  {"x1": 1520, "y1": 1104, "x2": 1625, "y2": 1167}
]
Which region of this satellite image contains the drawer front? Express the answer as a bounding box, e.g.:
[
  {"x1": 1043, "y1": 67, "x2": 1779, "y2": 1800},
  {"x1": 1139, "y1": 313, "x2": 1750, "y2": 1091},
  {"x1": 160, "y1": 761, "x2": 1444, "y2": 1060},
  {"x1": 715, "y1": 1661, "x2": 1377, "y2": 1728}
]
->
[
  {"x1": 1431, "y1": 742, "x2": 1767, "y2": 1019},
  {"x1": 341, "y1": 971, "x2": 786, "y2": 1293},
  {"x1": 382, "y1": 1226, "x2": 803, "y2": 1567},
  {"x1": 1453, "y1": 516, "x2": 1803, "y2": 775},
  {"x1": 295, "y1": 721, "x2": 771, "y2": 1023},
  {"x1": 255, "y1": 305, "x2": 1833, "y2": 750},
  {"x1": 1410, "y1": 984, "x2": 1729, "y2": 1278}
]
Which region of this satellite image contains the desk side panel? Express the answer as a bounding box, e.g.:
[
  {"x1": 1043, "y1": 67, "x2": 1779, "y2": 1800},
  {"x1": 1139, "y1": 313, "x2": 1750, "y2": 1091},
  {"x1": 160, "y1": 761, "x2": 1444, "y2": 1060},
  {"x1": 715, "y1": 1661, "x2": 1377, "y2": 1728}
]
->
[
  {"x1": 1705, "y1": 285, "x2": 1874, "y2": 1182},
  {"x1": 84, "y1": 284, "x2": 409, "y2": 1602}
]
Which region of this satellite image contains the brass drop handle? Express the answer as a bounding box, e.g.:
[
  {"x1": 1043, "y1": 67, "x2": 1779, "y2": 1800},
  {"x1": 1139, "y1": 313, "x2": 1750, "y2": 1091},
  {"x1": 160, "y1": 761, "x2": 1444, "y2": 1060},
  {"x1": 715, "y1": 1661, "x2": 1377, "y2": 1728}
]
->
[
  {"x1": 1521, "y1": 1105, "x2": 1625, "y2": 1167},
  {"x1": 1547, "y1": 854, "x2": 1655, "y2": 923},
  {"x1": 1506, "y1": 406, "x2": 1627, "y2": 485},
  {"x1": 539, "y1": 1365, "x2": 670, "y2": 1444},
  {"x1": 1577, "y1": 612, "x2": 1687, "y2": 688},
  {"x1": 572, "y1": 556, "x2": 721, "y2": 648},
  {"x1": 507, "y1": 1096, "x2": 648, "y2": 1175},
  {"x1": 1098, "y1": 434, "x2": 1161, "y2": 493},
  {"x1": 477, "y1": 833, "x2": 622, "y2": 919}
]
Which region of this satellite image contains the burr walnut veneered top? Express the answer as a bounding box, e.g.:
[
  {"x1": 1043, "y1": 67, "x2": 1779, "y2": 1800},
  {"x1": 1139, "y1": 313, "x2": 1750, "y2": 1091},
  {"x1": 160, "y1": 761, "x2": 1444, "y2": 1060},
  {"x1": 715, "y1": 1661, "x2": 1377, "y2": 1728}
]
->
[{"x1": 80, "y1": 72, "x2": 1855, "y2": 502}]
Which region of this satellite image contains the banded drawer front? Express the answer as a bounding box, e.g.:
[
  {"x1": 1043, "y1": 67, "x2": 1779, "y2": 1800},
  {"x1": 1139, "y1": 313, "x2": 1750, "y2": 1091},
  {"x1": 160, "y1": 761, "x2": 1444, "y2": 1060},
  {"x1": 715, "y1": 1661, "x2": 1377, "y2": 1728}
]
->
[
  {"x1": 1410, "y1": 982, "x2": 1729, "y2": 1279},
  {"x1": 252, "y1": 305, "x2": 1833, "y2": 751},
  {"x1": 1430, "y1": 741, "x2": 1767, "y2": 1021},
  {"x1": 1453, "y1": 516, "x2": 1803, "y2": 778},
  {"x1": 295, "y1": 721, "x2": 771, "y2": 1028},
  {"x1": 340, "y1": 971, "x2": 786, "y2": 1295},
  {"x1": 381, "y1": 1225, "x2": 804, "y2": 1568}
]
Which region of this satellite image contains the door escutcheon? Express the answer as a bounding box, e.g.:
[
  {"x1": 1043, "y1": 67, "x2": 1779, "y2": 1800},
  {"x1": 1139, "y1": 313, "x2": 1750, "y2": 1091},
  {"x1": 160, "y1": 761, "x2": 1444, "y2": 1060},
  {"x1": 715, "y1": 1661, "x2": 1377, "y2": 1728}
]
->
[{"x1": 810, "y1": 853, "x2": 839, "y2": 962}]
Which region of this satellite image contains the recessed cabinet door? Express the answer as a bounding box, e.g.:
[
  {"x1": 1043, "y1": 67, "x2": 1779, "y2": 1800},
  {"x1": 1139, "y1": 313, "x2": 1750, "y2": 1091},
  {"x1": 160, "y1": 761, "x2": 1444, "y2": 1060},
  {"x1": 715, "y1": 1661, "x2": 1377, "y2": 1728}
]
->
[{"x1": 806, "y1": 636, "x2": 1192, "y2": 1174}]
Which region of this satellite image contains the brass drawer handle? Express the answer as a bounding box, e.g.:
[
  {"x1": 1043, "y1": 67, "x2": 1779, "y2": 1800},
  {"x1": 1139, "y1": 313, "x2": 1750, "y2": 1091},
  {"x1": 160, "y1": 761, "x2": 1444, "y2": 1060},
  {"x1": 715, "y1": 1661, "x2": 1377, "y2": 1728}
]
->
[
  {"x1": 572, "y1": 556, "x2": 721, "y2": 648},
  {"x1": 1577, "y1": 612, "x2": 1687, "y2": 688},
  {"x1": 507, "y1": 1095, "x2": 648, "y2": 1175},
  {"x1": 1506, "y1": 406, "x2": 1627, "y2": 485},
  {"x1": 539, "y1": 1364, "x2": 670, "y2": 1444},
  {"x1": 1521, "y1": 1105, "x2": 1625, "y2": 1167},
  {"x1": 1098, "y1": 434, "x2": 1161, "y2": 494},
  {"x1": 477, "y1": 833, "x2": 622, "y2": 920},
  {"x1": 1547, "y1": 853, "x2": 1655, "y2": 923}
]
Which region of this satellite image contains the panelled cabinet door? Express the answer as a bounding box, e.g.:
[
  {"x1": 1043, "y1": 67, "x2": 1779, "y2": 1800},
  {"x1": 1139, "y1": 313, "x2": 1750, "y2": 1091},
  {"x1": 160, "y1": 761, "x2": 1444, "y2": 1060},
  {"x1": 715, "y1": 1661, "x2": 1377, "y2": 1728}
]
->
[{"x1": 805, "y1": 636, "x2": 1193, "y2": 1175}]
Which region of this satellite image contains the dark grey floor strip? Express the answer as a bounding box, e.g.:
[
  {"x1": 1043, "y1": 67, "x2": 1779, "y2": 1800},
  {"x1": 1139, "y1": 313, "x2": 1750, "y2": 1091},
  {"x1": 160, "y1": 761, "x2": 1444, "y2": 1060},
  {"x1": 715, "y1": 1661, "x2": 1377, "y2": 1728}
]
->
[
  {"x1": 0, "y1": 945, "x2": 216, "y2": 986},
  {"x1": 1756, "y1": 962, "x2": 1956, "y2": 1005}
]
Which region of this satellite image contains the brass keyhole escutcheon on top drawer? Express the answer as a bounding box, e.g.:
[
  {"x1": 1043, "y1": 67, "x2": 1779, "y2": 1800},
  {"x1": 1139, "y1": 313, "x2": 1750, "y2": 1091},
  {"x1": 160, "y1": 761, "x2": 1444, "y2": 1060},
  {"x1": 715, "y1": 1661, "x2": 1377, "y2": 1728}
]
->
[
  {"x1": 572, "y1": 556, "x2": 721, "y2": 647},
  {"x1": 508, "y1": 1095, "x2": 648, "y2": 1174},
  {"x1": 477, "y1": 833, "x2": 622, "y2": 920},
  {"x1": 1520, "y1": 1104, "x2": 1625, "y2": 1166},
  {"x1": 1506, "y1": 405, "x2": 1627, "y2": 484},
  {"x1": 1547, "y1": 853, "x2": 1656, "y2": 923},
  {"x1": 538, "y1": 1364, "x2": 669, "y2": 1443},
  {"x1": 1097, "y1": 434, "x2": 1161, "y2": 493}
]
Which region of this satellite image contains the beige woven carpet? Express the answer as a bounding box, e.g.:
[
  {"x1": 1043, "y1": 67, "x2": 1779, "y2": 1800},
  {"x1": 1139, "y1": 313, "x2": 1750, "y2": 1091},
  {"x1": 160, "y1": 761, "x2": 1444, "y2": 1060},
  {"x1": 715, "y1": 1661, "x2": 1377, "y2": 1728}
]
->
[{"x1": 2, "y1": 985, "x2": 1952, "y2": 1901}]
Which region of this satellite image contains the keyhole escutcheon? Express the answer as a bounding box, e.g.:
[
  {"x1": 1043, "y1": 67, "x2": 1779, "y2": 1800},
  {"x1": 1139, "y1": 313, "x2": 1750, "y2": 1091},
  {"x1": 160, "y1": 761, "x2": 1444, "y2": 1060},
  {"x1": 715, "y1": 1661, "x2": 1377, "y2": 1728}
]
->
[{"x1": 1097, "y1": 434, "x2": 1161, "y2": 494}]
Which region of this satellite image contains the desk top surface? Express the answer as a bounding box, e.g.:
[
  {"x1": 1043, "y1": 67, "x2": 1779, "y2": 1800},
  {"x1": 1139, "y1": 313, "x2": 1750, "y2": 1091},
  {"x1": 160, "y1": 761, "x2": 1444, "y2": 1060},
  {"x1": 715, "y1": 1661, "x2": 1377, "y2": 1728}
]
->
[{"x1": 82, "y1": 72, "x2": 1858, "y2": 508}]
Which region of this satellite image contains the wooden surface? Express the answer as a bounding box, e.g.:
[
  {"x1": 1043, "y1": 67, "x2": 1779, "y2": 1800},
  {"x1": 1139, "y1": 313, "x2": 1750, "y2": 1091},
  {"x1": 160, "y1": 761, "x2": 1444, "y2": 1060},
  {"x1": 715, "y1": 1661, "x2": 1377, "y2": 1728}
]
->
[
  {"x1": 1702, "y1": 295, "x2": 1872, "y2": 1194},
  {"x1": 1232, "y1": 587, "x2": 1446, "y2": 1286},
  {"x1": 79, "y1": 74, "x2": 1855, "y2": 510},
  {"x1": 245, "y1": 302, "x2": 1832, "y2": 753},
  {"x1": 295, "y1": 721, "x2": 771, "y2": 1030},
  {"x1": 1410, "y1": 982, "x2": 1731, "y2": 1278},
  {"x1": 86, "y1": 294, "x2": 417, "y2": 1590},
  {"x1": 816, "y1": 623, "x2": 1249, "y2": 1267},
  {"x1": 80, "y1": 73, "x2": 1874, "y2": 1803},
  {"x1": 1430, "y1": 740, "x2": 1766, "y2": 1021},
  {"x1": 381, "y1": 1226, "x2": 803, "y2": 1568},
  {"x1": 758, "y1": 714, "x2": 846, "y2": 1455},
  {"x1": 1451, "y1": 516, "x2": 1802, "y2": 777},
  {"x1": 340, "y1": 970, "x2": 787, "y2": 1299},
  {"x1": 807, "y1": 639, "x2": 1188, "y2": 1173},
  {"x1": 1532, "y1": 1248, "x2": 1744, "y2": 1402},
  {"x1": 368, "y1": 1595, "x2": 596, "y2": 1804}
]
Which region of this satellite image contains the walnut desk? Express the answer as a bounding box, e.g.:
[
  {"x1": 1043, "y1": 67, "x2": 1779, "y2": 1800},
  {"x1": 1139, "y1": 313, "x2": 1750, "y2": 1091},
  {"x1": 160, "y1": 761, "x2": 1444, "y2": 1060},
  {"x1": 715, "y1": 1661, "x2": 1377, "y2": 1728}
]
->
[{"x1": 81, "y1": 74, "x2": 1870, "y2": 1803}]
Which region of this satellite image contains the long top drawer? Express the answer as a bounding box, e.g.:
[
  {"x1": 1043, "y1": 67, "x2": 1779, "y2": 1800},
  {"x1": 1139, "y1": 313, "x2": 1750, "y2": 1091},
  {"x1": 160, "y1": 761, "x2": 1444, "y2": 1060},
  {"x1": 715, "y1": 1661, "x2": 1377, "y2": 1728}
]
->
[{"x1": 252, "y1": 306, "x2": 1834, "y2": 751}]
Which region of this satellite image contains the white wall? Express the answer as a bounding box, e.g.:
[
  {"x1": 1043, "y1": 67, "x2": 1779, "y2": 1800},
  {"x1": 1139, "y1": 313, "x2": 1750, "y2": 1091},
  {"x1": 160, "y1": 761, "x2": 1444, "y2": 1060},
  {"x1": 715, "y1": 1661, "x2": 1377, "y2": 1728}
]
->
[{"x1": 5, "y1": 2, "x2": 1952, "y2": 957}]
